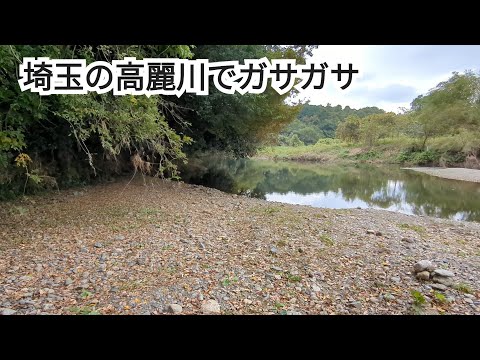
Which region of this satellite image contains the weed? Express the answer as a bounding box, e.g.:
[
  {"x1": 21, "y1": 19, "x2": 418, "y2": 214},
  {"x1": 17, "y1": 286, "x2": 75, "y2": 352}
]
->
[
  {"x1": 433, "y1": 291, "x2": 447, "y2": 305},
  {"x1": 411, "y1": 290, "x2": 426, "y2": 306},
  {"x1": 277, "y1": 239, "x2": 287, "y2": 247},
  {"x1": 319, "y1": 234, "x2": 334, "y2": 246},
  {"x1": 9, "y1": 206, "x2": 28, "y2": 216},
  {"x1": 68, "y1": 306, "x2": 100, "y2": 315},
  {"x1": 454, "y1": 283, "x2": 473, "y2": 294},
  {"x1": 398, "y1": 223, "x2": 425, "y2": 234},
  {"x1": 410, "y1": 289, "x2": 427, "y2": 314},
  {"x1": 221, "y1": 276, "x2": 239, "y2": 287},
  {"x1": 80, "y1": 290, "x2": 93, "y2": 299},
  {"x1": 286, "y1": 273, "x2": 302, "y2": 282}
]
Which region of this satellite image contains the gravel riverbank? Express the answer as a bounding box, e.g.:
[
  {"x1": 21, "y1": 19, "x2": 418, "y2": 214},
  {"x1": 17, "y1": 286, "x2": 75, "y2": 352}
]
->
[
  {"x1": 1, "y1": 177, "x2": 479, "y2": 315},
  {"x1": 403, "y1": 167, "x2": 480, "y2": 183}
]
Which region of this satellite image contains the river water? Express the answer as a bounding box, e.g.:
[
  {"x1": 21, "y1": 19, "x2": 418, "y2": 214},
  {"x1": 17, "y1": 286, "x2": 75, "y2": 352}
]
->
[{"x1": 180, "y1": 157, "x2": 480, "y2": 222}]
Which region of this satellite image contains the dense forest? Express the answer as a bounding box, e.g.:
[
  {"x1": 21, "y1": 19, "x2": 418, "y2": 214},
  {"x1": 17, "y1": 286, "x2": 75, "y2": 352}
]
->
[
  {"x1": 0, "y1": 45, "x2": 315, "y2": 199},
  {"x1": 273, "y1": 71, "x2": 480, "y2": 168},
  {"x1": 278, "y1": 104, "x2": 384, "y2": 145}
]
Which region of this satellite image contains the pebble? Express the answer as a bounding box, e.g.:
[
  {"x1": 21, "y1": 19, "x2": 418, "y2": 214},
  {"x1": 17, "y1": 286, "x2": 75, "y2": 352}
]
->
[
  {"x1": 432, "y1": 275, "x2": 454, "y2": 287},
  {"x1": 35, "y1": 264, "x2": 43, "y2": 272},
  {"x1": 311, "y1": 285, "x2": 321, "y2": 292},
  {"x1": 65, "y1": 278, "x2": 73, "y2": 286},
  {"x1": 431, "y1": 283, "x2": 448, "y2": 291},
  {"x1": 94, "y1": 242, "x2": 103, "y2": 248},
  {"x1": 201, "y1": 300, "x2": 221, "y2": 314},
  {"x1": 383, "y1": 293, "x2": 395, "y2": 301},
  {"x1": 286, "y1": 310, "x2": 302, "y2": 315},
  {"x1": 390, "y1": 276, "x2": 400, "y2": 283},
  {"x1": 274, "y1": 274, "x2": 282, "y2": 280},
  {"x1": 465, "y1": 298, "x2": 473, "y2": 304},
  {"x1": 464, "y1": 294, "x2": 474, "y2": 299},
  {"x1": 414, "y1": 260, "x2": 434, "y2": 273},
  {"x1": 98, "y1": 264, "x2": 107, "y2": 272},
  {"x1": 433, "y1": 269, "x2": 454, "y2": 277},
  {"x1": 114, "y1": 235, "x2": 125, "y2": 241},
  {"x1": 271, "y1": 266, "x2": 283, "y2": 272},
  {"x1": 244, "y1": 299, "x2": 253, "y2": 305},
  {"x1": 166, "y1": 304, "x2": 183, "y2": 314},
  {"x1": 375, "y1": 231, "x2": 382, "y2": 236},
  {"x1": 348, "y1": 301, "x2": 361, "y2": 308},
  {"x1": 1, "y1": 308, "x2": 16, "y2": 315},
  {"x1": 416, "y1": 271, "x2": 430, "y2": 281},
  {"x1": 270, "y1": 247, "x2": 278, "y2": 255},
  {"x1": 366, "y1": 230, "x2": 375, "y2": 234},
  {"x1": 401, "y1": 237, "x2": 415, "y2": 243}
]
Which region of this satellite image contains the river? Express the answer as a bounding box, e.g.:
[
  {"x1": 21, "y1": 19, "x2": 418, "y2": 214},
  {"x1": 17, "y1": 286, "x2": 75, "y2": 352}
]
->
[{"x1": 180, "y1": 157, "x2": 480, "y2": 222}]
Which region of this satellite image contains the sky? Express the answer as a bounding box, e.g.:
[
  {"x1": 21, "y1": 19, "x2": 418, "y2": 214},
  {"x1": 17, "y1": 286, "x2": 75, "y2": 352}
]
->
[{"x1": 299, "y1": 45, "x2": 480, "y2": 113}]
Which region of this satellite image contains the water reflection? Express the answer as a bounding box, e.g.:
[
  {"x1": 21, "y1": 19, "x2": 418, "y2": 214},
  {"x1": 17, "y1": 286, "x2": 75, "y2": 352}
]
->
[{"x1": 180, "y1": 157, "x2": 480, "y2": 222}]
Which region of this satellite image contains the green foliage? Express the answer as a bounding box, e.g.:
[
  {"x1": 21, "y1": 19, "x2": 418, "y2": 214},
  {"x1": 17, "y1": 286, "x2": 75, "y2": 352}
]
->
[
  {"x1": 287, "y1": 134, "x2": 304, "y2": 147},
  {"x1": 354, "y1": 150, "x2": 380, "y2": 161},
  {"x1": 336, "y1": 115, "x2": 361, "y2": 143},
  {"x1": 273, "y1": 71, "x2": 480, "y2": 167},
  {"x1": 0, "y1": 45, "x2": 196, "y2": 198},
  {"x1": 397, "y1": 149, "x2": 439, "y2": 165},
  {"x1": 398, "y1": 223, "x2": 426, "y2": 234},
  {"x1": 68, "y1": 306, "x2": 100, "y2": 315},
  {"x1": 319, "y1": 234, "x2": 334, "y2": 246},
  {"x1": 286, "y1": 273, "x2": 302, "y2": 282},
  {"x1": 411, "y1": 290, "x2": 426, "y2": 305},
  {"x1": 433, "y1": 291, "x2": 447, "y2": 304},
  {"x1": 454, "y1": 283, "x2": 473, "y2": 294},
  {"x1": 172, "y1": 45, "x2": 315, "y2": 157},
  {"x1": 282, "y1": 104, "x2": 384, "y2": 144},
  {"x1": 221, "y1": 276, "x2": 239, "y2": 287},
  {"x1": 80, "y1": 290, "x2": 93, "y2": 299}
]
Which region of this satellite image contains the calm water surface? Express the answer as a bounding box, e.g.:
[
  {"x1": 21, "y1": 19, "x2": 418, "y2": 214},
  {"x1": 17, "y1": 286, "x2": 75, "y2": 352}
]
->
[{"x1": 181, "y1": 157, "x2": 480, "y2": 222}]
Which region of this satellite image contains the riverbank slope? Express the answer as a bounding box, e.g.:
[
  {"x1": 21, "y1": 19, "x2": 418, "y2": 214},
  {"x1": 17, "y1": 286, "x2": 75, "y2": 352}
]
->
[{"x1": 1, "y1": 177, "x2": 479, "y2": 315}]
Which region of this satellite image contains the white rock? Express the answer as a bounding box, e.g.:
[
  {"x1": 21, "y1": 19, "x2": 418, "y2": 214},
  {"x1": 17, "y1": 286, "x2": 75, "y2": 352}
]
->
[
  {"x1": 433, "y1": 269, "x2": 454, "y2": 277},
  {"x1": 431, "y1": 283, "x2": 448, "y2": 291},
  {"x1": 311, "y1": 285, "x2": 321, "y2": 292},
  {"x1": 413, "y1": 260, "x2": 434, "y2": 273},
  {"x1": 201, "y1": 300, "x2": 221, "y2": 314},
  {"x1": 416, "y1": 271, "x2": 430, "y2": 281},
  {"x1": 166, "y1": 304, "x2": 182, "y2": 314},
  {"x1": 432, "y1": 275, "x2": 454, "y2": 287},
  {"x1": 1, "y1": 308, "x2": 16, "y2": 315}
]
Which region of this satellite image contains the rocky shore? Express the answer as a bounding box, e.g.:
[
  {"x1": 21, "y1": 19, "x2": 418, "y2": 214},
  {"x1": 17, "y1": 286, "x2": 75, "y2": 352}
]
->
[{"x1": 1, "y1": 177, "x2": 479, "y2": 315}]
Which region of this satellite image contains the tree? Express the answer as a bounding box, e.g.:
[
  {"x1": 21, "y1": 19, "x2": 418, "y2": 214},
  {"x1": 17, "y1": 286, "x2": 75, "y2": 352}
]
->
[
  {"x1": 288, "y1": 134, "x2": 304, "y2": 147},
  {"x1": 169, "y1": 45, "x2": 317, "y2": 157},
  {"x1": 336, "y1": 115, "x2": 361, "y2": 143},
  {"x1": 410, "y1": 71, "x2": 480, "y2": 148},
  {"x1": 0, "y1": 45, "x2": 194, "y2": 197}
]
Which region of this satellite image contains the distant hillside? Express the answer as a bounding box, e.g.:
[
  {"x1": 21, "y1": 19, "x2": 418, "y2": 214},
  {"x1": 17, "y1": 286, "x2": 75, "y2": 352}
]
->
[{"x1": 279, "y1": 104, "x2": 385, "y2": 145}]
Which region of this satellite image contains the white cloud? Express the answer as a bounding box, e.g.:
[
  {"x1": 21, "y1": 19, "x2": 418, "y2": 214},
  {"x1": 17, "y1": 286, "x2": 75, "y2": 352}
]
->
[{"x1": 298, "y1": 45, "x2": 480, "y2": 113}]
